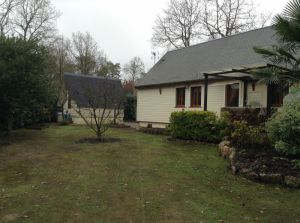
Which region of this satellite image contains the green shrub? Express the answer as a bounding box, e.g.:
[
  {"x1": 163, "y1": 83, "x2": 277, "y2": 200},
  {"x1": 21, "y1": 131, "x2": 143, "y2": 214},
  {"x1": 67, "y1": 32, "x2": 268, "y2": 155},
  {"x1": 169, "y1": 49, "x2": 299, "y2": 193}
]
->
[
  {"x1": 217, "y1": 111, "x2": 232, "y2": 137},
  {"x1": 168, "y1": 111, "x2": 230, "y2": 143},
  {"x1": 266, "y1": 89, "x2": 300, "y2": 156},
  {"x1": 124, "y1": 94, "x2": 136, "y2": 121},
  {"x1": 0, "y1": 37, "x2": 55, "y2": 133},
  {"x1": 231, "y1": 121, "x2": 272, "y2": 152},
  {"x1": 221, "y1": 107, "x2": 267, "y2": 126}
]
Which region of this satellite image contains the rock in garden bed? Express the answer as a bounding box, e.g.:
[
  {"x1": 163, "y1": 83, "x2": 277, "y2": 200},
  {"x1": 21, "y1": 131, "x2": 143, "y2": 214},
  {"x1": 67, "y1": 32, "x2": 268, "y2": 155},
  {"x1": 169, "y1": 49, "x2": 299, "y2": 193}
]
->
[
  {"x1": 219, "y1": 141, "x2": 300, "y2": 188},
  {"x1": 285, "y1": 176, "x2": 300, "y2": 188},
  {"x1": 233, "y1": 153, "x2": 300, "y2": 187}
]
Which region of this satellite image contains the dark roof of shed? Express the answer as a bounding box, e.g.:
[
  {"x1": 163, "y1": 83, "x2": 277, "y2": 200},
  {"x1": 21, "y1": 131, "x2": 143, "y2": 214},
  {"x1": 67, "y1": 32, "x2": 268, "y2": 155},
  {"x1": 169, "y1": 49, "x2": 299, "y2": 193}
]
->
[
  {"x1": 136, "y1": 26, "x2": 278, "y2": 87},
  {"x1": 64, "y1": 73, "x2": 124, "y2": 109}
]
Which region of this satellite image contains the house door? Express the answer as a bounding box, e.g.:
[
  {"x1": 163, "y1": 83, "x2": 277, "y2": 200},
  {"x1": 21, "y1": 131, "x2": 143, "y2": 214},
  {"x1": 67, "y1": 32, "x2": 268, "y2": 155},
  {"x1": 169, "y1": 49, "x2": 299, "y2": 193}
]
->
[{"x1": 270, "y1": 84, "x2": 289, "y2": 107}]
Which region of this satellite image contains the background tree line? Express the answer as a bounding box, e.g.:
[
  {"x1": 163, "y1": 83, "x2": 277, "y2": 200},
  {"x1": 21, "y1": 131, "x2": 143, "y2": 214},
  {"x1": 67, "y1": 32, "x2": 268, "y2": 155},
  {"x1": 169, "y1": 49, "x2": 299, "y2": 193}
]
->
[
  {"x1": 0, "y1": 0, "x2": 145, "y2": 133},
  {"x1": 152, "y1": 0, "x2": 272, "y2": 50},
  {"x1": 0, "y1": 0, "x2": 274, "y2": 133}
]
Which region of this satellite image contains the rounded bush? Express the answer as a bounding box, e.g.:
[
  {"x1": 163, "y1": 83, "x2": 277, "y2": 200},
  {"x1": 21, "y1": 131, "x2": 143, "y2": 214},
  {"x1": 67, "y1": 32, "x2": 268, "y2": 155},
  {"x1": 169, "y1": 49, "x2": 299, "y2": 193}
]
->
[
  {"x1": 231, "y1": 121, "x2": 272, "y2": 152},
  {"x1": 168, "y1": 111, "x2": 230, "y2": 143},
  {"x1": 266, "y1": 89, "x2": 300, "y2": 156}
]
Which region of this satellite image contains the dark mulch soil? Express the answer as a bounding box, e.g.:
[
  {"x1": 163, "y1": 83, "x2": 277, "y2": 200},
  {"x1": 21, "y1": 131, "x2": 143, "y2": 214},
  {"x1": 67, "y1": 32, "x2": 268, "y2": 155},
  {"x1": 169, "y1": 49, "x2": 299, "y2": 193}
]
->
[
  {"x1": 235, "y1": 152, "x2": 300, "y2": 178},
  {"x1": 75, "y1": 137, "x2": 121, "y2": 144},
  {"x1": 167, "y1": 137, "x2": 217, "y2": 147},
  {"x1": 0, "y1": 141, "x2": 10, "y2": 148}
]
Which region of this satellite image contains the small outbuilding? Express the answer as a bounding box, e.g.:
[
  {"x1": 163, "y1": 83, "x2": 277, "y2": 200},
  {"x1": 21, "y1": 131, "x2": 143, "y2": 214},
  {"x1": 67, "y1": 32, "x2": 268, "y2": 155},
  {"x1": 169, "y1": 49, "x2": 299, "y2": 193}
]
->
[{"x1": 63, "y1": 73, "x2": 124, "y2": 125}]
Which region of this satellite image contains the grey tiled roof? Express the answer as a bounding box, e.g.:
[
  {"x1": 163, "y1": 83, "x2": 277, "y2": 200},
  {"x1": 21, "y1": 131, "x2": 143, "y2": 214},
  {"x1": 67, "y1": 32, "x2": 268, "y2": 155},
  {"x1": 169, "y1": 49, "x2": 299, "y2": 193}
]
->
[
  {"x1": 136, "y1": 27, "x2": 278, "y2": 87},
  {"x1": 64, "y1": 73, "x2": 124, "y2": 109}
]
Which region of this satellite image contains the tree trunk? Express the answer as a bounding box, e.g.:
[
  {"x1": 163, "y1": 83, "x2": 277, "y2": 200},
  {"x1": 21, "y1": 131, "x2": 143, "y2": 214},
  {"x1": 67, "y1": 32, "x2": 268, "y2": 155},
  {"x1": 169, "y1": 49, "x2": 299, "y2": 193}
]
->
[
  {"x1": 96, "y1": 130, "x2": 102, "y2": 141},
  {"x1": 113, "y1": 108, "x2": 117, "y2": 125},
  {"x1": 7, "y1": 117, "x2": 13, "y2": 136}
]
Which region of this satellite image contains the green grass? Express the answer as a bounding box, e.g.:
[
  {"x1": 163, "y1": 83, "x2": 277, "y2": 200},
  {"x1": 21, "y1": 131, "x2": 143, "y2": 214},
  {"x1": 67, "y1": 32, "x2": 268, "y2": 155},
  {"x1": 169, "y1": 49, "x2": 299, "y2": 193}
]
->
[{"x1": 0, "y1": 125, "x2": 299, "y2": 223}]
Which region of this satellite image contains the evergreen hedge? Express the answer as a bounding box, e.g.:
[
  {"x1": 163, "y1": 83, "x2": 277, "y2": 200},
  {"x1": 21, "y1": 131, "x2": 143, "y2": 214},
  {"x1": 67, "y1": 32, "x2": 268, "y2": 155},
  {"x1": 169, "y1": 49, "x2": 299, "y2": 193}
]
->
[{"x1": 168, "y1": 111, "x2": 230, "y2": 143}]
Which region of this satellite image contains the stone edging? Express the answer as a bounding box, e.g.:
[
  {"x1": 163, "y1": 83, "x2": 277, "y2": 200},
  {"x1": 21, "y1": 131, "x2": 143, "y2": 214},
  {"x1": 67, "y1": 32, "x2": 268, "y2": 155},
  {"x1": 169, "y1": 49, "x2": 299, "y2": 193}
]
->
[{"x1": 218, "y1": 141, "x2": 300, "y2": 188}]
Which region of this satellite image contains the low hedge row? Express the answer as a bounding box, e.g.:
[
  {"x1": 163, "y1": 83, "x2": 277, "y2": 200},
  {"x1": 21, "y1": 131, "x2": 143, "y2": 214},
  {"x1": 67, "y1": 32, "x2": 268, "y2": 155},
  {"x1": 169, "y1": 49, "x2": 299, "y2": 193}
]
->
[{"x1": 168, "y1": 111, "x2": 230, "y2": 143}]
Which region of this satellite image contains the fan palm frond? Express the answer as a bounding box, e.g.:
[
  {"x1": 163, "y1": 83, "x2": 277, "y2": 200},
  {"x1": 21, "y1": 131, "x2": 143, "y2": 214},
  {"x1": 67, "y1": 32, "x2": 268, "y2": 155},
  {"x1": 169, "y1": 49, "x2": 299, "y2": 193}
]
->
[
  {"x1": 253, "y1": 0, "x2": 300, "y2": 86},
  {"x1": 255, "y1": 45, "x2": 298, "y2": 65},
  {"x1": 282, "y1": 0, "x2": 300, "y2": 20},
  {"x1": 252, "y1": 67, "x2": 281, "y2": 85},
  {"x1": 274, "y1": 16, "x2": 300, "y2": 43},
  {"x1": 253, "y1": 47, "x2": 278, "y2": 57},
  {"x1": 276, "y1": 46, "x2": 298, "y2": 62},
  {"x1": 273, "y1": 0, "x2": 300, "y2": 43},
  {"x1": 252, "y1": 66, "x2": 299, "y2": 86}
]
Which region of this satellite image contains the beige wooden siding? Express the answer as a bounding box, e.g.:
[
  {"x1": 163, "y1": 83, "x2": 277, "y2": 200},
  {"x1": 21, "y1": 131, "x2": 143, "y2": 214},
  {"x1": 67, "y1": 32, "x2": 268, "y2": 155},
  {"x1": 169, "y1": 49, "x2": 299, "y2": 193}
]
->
[
  {"x1": 247, "y1": 82, "x2": 267, "y2": 107},
  {"x1": 207, "y1": 80, "x2": 244, "y2": 114},
  {"x1": 136, "y1": 81, "x2": 270, "y2": 128},
  {"x1": 137, "y1": 81, "x2": 238, "y2": 125},
  {"x1": 206, "y1": 84, "x2": 225, "y2": 114},
  {"x1": 137, "y1": 85, "x2": 207, "y2": 124},
  {"x1": 137, "y1": 87, "x2": 190, "y2": 124}
]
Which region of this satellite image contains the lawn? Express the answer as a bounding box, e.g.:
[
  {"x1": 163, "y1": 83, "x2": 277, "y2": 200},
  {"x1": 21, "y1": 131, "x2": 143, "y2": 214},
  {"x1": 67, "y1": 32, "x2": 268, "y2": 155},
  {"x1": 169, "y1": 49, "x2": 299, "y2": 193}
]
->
[{"x1": 0, "y1": 125, "x2": 299, "y2": 223}]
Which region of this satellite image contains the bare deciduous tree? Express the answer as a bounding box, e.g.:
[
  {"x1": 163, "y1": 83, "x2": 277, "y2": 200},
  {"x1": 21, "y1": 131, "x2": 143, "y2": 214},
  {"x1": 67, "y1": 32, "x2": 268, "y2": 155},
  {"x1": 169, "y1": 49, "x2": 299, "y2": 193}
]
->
[
  {"x1": 70, "y1": 31, "x2": 106, "y2": 75},
  {"x1": 48, "y1": 36, "x2": 74, "y2": 106},
  {"x1": 152, "y1": 0, "x2": 271, "y2": 49},
  {"x1": 152, "y1": 0, "x2": 203, "y2": 49},
  {"x1": 202, "y1": 0, "x2": 271, "y2": 39},
  {"x1": 0, "y1": 0, "x2": 17, "y2": 36},
  {"x1": 72, "y1": 79, "x2": 124, "y2": 140},
  {"x1": 123, "y1": 57, "x2": 145, "y2": 83},
  {"x1": 97, "y1": 61, "x2": 121, "y2": 79},
  {"x1": 12, "y1": 0, "x2": 60, "y2": 41},
  {"x1": 113, "y1": 98, "x2": 124, "y2": 125}
]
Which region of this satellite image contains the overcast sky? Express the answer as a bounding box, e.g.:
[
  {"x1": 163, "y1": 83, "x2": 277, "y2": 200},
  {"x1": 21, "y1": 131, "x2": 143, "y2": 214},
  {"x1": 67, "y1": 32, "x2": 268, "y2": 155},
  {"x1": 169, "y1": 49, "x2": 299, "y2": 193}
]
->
[{"x1": 52, "y1": 0, "x2": 289, "y2": 71}]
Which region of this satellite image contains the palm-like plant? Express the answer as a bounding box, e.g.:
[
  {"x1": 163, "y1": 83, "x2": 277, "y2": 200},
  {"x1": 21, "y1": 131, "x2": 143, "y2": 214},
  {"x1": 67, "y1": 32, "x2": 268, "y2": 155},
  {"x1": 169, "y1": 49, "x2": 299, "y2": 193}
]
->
[{"x1": 253, "y1": 0, "x2": 300, "y2": 86}]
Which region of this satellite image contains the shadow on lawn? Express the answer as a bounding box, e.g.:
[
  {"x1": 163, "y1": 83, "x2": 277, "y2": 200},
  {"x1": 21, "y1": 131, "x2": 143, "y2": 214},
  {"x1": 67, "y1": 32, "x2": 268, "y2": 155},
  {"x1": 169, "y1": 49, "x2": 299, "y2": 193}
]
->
[
  {"x1": 0, "y1": 131, "x2": 37, "y2": 148},
  {"x1": 75, "y1": 137, "x2": 122, "y2": 144}
]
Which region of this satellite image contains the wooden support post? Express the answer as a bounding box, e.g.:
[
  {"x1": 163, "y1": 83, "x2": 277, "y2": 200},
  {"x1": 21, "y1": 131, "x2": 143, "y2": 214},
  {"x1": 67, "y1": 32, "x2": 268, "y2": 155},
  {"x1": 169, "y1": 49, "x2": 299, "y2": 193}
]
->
[
  {"x1": 267, "y1": 84, "x2": 272, "y2": 116},
  {"x1": 204, "y1": 74, "x2": 208, "y2": 111},
  {"x1": 243, "y1": 80, "x2": 248, "y2": 107}
]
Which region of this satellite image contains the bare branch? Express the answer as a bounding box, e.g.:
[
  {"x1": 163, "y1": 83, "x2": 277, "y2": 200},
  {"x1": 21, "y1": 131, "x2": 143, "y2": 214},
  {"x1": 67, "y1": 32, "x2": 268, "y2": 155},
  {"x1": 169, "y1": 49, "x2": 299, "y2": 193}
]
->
[
  {"x1": 71, "y1": 77, "x2": 124, "y2": 139},
  {"x1": 152, "y1": 0, "x2": 272, "y2": 49},
  {"x1": 201, "y1": 0, "x2": 271, "y2": 39},
  {"x1": 152, "y1": 0, "x2": 203, "y2": 49},
  {"x1": 123, "y1": 57, "x2": 145, "y2": 83},
  {"x1": 47, "y1": 36, "x2": 74, "y2": 106},
  {"x1": 11, "y1": 0, "x2": 60, "y2": 42},
  {"x1": 0, "y1": 0, "x2": 18, "y2": 36},
  {"x1": 70, "y1": 31, "x2": 106, "y2": 75}
]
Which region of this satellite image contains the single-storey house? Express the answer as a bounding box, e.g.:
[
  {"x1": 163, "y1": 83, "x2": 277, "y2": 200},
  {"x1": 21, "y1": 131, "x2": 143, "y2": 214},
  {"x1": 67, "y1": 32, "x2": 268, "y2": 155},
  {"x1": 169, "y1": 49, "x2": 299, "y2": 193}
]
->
[
  {"x1": 136, "y1": 27, "x2": 290, "y2": 129},
  {"x1": 63, "y1": 73, "x2": 124, "y2": 125}
]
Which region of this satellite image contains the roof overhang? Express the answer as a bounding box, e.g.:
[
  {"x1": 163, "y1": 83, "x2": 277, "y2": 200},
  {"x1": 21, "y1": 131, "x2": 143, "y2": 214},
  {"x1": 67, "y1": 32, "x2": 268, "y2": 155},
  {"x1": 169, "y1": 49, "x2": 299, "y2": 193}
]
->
[
  {"x1": 136, "y1": 63, "x2": 291, "y2": 89},
  {"x1": 203, "y1": 63, "x2": 291, "y2": 79}
]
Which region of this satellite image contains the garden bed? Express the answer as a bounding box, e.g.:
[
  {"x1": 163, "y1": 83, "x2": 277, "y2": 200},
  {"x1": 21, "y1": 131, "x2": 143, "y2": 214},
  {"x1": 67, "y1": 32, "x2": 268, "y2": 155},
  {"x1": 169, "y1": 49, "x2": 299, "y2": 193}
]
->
[
  {"x1": 219, "y1": 141, "x2": 300, "y2": 188},
  {"x1": 234, "y1": 153, "x2": 300, "y2": 177}
]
